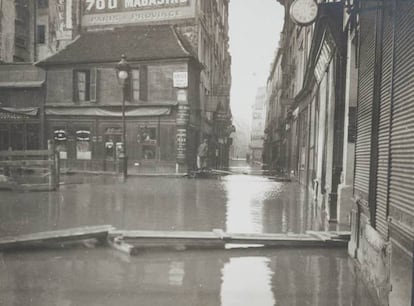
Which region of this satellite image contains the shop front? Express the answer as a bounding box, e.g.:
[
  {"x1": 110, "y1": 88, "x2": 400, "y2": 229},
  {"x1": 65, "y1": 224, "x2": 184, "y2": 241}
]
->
[
  {"x1": 0, "y1": 108, "x2": 41, "y2": 151},
  {"x1": 46, "y1": 106, "x2": 178, "y2": 173}
]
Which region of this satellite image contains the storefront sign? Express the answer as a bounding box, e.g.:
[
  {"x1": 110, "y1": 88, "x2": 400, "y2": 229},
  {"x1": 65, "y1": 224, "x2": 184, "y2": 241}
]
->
[
  {"x1": 176, "y1": 128, "x2": 186, "y2": 161},
  {"x1": 0, "y1": 111, "x2": 29, "y2": 120},
  {"x1": 177, "y1": 89, "x2": 187, "y2": 102},
  {"x1": 176, "y1": 104, "x2": 190, "y2": 126},
  {"x1": 173, "y1": 72, "x2": 188, "y2": 88},
  {"x1": 82, "y1": 0, "x2": 195, "y2": 26}
]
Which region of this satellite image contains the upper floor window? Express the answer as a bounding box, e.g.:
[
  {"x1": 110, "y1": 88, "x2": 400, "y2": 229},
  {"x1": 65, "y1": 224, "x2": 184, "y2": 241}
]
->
[
  {"x1": 125, "y1": 67, "x2": 147, "y2": 102},
  {"x1": 73, "y1": 69, "x2": 97, "y2": 102},
  {"x1": 75, "y1": 71, "x2": 89, "y2": 102},
  {"x1": 131, "y1": 69, "x2": 140, "y2": 101},
  {"x1": 36, "y1": 25, "x2": 46, "y2": 44}
]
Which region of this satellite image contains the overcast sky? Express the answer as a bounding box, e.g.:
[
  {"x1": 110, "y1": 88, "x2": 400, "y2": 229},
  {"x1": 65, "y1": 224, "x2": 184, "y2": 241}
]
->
[{"x1": 228, "y1": 1, "x2": 285, "y2": 125}]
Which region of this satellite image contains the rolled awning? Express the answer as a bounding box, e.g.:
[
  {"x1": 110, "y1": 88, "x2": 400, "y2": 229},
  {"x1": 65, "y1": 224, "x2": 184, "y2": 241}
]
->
[
  {"x1": 0, "y1": 107, "x2": 39, "y2": 116},
  {"x1": 0, "y1": 81, "x2": 44, "y2": 88},
  {"x1": 45, "y1": 107, "x2": 171, "y2": 117}
]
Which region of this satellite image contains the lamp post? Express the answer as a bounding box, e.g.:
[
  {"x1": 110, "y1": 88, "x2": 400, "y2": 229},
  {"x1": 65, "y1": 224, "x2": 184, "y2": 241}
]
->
[{"x1": 116, "y1": 54, "x2": 131, "y2": 181}]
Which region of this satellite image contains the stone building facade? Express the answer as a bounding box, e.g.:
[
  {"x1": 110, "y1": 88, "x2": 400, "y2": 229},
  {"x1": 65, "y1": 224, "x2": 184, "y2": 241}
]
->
[
  {"x1": 37, "y1": 25, "x2": 202, "y2": 173},
  {"x1": 0, "y1": 0, "x2": 232, "y2": 172},
  {"x1": 264, "y1": 0, "x2": 349, "y2": 227},
  {"x1": 264, "y1": 0, "x2": 413, "y2": 304},
  {"x1": 249, "y1": 87, "x2": 266, "y2": 164}
]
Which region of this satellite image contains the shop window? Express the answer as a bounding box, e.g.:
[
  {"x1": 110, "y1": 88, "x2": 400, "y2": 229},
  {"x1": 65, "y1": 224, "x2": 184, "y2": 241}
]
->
[
  {"x1": 76, "y1": 130, "x2": 91, "y2": 160},
  {"x1": 36, "y1": 25, "x2": 46, "y2": 44},
  {"x1": 0, "y1": 127, "x2": 9, "y2": 151},
  {"x1": 138, "y1": 126, "x2": 157, "y2": 160},
  {"x1": 26, "y1": 124, "x2": 39, "y2": 150},
  {"x1": 137, "y1": 126, "x2": 156, "y2": 144},
  {"x1": 54, "y1": 129, "x2": 67, "y2": 159},
  {"x1": 104, "y1": 127, "x2": 122, "y2": 160},
  {"x1": 10, "y1": 124, "x2": 24, "y2": 150},
  {"x1": 142, "y1": 145, "x2": 156, "y2": 160}
]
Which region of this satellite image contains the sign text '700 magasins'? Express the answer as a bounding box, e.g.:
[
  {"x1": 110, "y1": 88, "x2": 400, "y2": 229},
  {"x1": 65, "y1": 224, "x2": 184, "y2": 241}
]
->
[{"x1": 85, "y1": 0, "x2": 189, "y2": 13}]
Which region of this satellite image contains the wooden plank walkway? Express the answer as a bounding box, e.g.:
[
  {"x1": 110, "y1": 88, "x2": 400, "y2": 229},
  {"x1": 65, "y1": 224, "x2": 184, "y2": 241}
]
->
[
  {"x1": 109, "y1": 229, "x2": 350, "y2": 255},
  {"x1": 0, "y1": 227, "x2": 350, "y2": 254},
  {"x1": 0, "y1": 225, "x2": 114, "y2": 251}
]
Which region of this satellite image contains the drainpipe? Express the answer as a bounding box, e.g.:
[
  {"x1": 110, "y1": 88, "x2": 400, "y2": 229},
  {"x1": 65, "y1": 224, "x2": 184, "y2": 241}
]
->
[{"x1": 33, "y1": 0, "x2": 37, "y2": 62}]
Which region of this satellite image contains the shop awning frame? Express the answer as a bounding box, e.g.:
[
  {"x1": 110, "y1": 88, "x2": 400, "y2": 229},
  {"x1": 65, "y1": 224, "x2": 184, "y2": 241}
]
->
[{"x1": 45, "y1": 107, "x2": 172, "y2": 117}]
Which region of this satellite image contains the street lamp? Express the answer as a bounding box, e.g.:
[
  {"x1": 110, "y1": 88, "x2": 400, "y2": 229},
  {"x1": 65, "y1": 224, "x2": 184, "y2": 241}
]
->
[{"x1": 116, "y1": 54, "x2": 131, "y2": 181}]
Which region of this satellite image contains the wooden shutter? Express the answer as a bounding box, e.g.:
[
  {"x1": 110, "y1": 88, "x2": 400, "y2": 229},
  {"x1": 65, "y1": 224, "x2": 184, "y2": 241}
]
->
[
  {"x1": 139, "y1": 65, "x2": 148, "y2": 101},
  {"x1": 73, "y1": 70, "x2": 79, "y2": 102},
  {"x1": 354, "y1": 10, "x2": 376, "y2": 203},
  {"x1": 388, "y1": 1, "x2": 414, "y2": 250},
  {"x1": 90, "y1": 68, "x2": 98, "y2": 102},
  {"x1": 375, "y1": 9, "x2": 393, "y2": 238}
]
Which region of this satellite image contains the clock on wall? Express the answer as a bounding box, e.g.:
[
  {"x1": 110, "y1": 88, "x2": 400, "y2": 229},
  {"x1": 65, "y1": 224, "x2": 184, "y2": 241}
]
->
[{"x1": 289, "y1": 0, "x2": 319, "y2": 26}]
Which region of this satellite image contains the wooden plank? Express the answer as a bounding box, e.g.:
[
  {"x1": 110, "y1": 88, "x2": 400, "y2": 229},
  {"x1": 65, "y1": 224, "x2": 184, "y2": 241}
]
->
[
  {"x1": 20, "y1": 183, "x2": 55, "y2": 191},
  {"x1": 0, "y1": 160, "x2": 53, "y2": 167},
  {"x1": 0, "y1": 150, "x2": 52, "y2": 157},
  {"x1": 110, "y1": 230, "x2": 349, "y2": 253},
  {"x1": 0, "y1": 225, "x2": 114, "y2": 251}
]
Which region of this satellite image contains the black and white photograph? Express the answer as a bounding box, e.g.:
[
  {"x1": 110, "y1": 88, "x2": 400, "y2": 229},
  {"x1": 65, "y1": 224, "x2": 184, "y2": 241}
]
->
[{"x1": 0, "y1": 0, "x2": 412, "y2": 305}]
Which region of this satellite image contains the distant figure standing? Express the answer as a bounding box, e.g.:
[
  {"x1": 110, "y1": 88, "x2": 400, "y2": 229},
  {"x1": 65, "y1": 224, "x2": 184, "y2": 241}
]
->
[{"x1": 197, "y1": 139, "x2": 208, "y2": 170}]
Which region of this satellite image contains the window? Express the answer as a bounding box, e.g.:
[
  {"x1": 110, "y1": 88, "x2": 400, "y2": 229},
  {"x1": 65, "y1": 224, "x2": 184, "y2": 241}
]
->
[
  {"x1": 75, "y1": 71, "x2": 89, "y2": 101},
  {"x1": 37, "y1": 0, "x2": 48, "y2": 8},
  {"x1": 26, "y1": 124, "x2": 39, "y2": 150},
  {"x1": 138, "y1": 126, "x2": 157, "y2": 160},
  {"x1": 131, "y1": 69, "x2": 140, "y2": 101},
  {"x1": 54, "y1": 129, "x2": 67, "y2": 159},
  {"x1": 76, "y1": 130, "x2": 92, "y2": 160},
  {"x1": 73, "y1": 69, "x2": 97, "y2": 102},
  {"x1": 36, "y1": 25, "x2": 46, "y2": 44}
]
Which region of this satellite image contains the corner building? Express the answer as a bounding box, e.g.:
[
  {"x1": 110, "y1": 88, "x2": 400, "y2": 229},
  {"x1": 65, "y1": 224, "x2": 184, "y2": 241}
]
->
[{"x1": 37, "y1": 0, "x2": 232, "y2": 173}]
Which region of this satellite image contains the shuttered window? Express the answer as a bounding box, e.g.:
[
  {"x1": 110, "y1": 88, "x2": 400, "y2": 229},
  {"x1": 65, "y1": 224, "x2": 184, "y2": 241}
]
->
[
  {"x1": 354, "y1": 10, "x2": 376, "y2": 203},
  {"x1": 375, "y1": 9, "x2": 393, "y2": 238},
  {"x1": 388, "y1": 1, "x2": 414, "y2": 249}
]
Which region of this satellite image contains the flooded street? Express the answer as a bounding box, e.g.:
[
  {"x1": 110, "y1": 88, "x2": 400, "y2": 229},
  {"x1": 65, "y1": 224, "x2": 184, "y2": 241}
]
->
[{"x1": 0, "y1": 164, "x2": 378, "y2": 305}]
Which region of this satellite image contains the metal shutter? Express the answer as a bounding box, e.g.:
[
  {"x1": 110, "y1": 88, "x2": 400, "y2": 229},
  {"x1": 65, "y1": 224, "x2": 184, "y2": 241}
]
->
[
  {"x1": 354, "y1": 11, "x2": 376, "y2": 202},
  {"x1": 375, "y1": 10, "x2": 393, "y2": 238},
  {"x1": 389, "y1": 2, "x2": 414, "y2": 245}
]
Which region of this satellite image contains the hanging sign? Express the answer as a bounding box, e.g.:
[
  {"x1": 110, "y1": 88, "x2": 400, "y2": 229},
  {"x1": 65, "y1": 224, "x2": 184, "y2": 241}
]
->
[{"x1": 173, "y1": 72, "x2": 188, "y2": 88}]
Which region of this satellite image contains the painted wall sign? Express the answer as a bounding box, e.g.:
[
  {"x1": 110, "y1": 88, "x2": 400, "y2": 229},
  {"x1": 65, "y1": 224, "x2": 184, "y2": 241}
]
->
[
  {"x1": 176, "y1": 127, "x2": 187, "y2": 161},
  {"x1": 176, "y1": 104, "x2": 190, "y2": 126},
  {"x1": 82, "y1": 0, "x2": 195, "y2": 26},
  {"x1": 56, "y1": 0, "x2": 73, "y2": 40},
  {"x1": 173, "y1": 71, "x2": 188, "y2": 88}
]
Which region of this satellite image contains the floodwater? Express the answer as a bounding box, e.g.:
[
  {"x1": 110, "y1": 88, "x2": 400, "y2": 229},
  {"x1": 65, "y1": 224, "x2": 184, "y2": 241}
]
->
[{"x1": 0, "y1": 163, "x2": 378, "y2": 305}]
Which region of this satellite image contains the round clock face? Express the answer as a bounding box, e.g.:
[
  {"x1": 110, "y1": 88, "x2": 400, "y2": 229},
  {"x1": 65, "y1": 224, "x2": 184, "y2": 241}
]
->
[{"x1": 290, "y1": 0, "x2": 318, "y2": 26}]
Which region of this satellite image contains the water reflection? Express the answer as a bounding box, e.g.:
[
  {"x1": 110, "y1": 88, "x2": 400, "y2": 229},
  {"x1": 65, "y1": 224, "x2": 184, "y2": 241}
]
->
[
  {"x1": 0, "y1": 247, "x2": 377, "y2": 306},
  {"x1": 0, "y1": 170, "x2": 375, "y2": 305},
  {"x1": 0, "y1": 170, "x2": 340, "y2": 238},
  {"x1": 221, "y1": 257, "x2": 275, "y2": 306}
]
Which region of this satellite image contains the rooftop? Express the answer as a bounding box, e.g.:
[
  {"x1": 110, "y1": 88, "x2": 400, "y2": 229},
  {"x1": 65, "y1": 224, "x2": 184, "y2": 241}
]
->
[{"x1": 38, "y1": 25, "x2": 196, "y2": 66}]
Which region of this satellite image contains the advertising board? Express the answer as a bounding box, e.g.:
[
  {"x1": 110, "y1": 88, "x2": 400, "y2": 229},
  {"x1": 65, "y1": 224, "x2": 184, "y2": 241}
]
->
[{"x1": 82, "y1": 0, "x2": 196, "y2": 27}]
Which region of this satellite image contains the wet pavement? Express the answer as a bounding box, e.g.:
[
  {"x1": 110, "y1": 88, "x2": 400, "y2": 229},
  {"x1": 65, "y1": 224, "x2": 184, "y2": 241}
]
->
[{"x1": 0, "y1": 161, "x2": 379, "y2": 305}]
